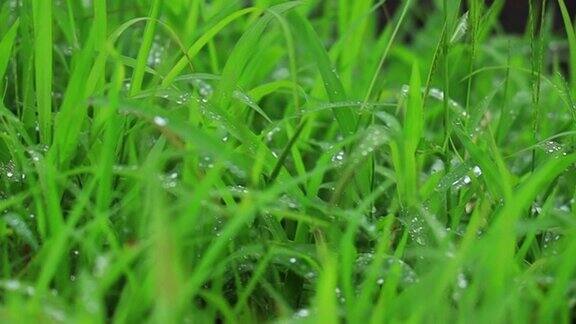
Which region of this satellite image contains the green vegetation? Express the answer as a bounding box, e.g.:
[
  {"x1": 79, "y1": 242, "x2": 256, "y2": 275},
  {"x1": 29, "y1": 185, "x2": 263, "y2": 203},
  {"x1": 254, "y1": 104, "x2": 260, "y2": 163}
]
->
[{"x1": 1, "y1": 0, "x2": 576, "y2": 322}]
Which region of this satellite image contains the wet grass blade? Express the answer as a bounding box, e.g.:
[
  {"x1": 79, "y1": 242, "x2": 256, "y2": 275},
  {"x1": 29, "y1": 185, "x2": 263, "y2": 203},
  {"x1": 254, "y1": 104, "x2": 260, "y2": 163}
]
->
[
  {"x1": 0, "y1": 19, "x2": 19, "y2": 83},
  {"x1": 31, "y1": 0, "x2": 53, "y2": 144}
]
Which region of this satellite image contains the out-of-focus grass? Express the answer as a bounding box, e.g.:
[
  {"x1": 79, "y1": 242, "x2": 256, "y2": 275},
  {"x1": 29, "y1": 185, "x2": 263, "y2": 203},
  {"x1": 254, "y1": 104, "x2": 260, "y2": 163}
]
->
[{"x1": 1, "y1": 0, "x2": 576, "y2": 322}]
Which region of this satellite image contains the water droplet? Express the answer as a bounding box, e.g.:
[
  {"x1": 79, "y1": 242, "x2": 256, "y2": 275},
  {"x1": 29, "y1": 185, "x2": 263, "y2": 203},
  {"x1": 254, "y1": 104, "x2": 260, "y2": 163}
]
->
[
  {"x1": 531, "y1": 203, "x2": 542, "y2": 215},
  {"x1": 331, "y1": 150, "x2": 345, "y2": 165},
  {"x1": 176, "y1": 93, "x2": 191, "y2": 105},
  {"x1": 199, "y1": 156, "x2": 214, "y2": 170},
  {"x1": 294, "y1": 309, "x2": 310, "y2": 318},
  {"x1": 199, "y1": 84, "x2": 213, "y2": 98},
  {"x1": 452, "y1": 175, "x2": 471, "y2": 190},
  {"x1": 450, "y1": 11, "x2": 469, "y2": 43},
  {"x1": 472, "y1": 165, "x2": 482, "y2": 177},
  {"x1": 94, "y1": 255, "x2": 109, "y2": 278},
  {"x1": 161, "y1": 172, "x2": 179, "y2": 189},
  {"x1": 4, "y1": 279, "x2": 20, "y2": 290},
  {"x1": 153, "y1": 116, "x2": 168, "y2": 127},
  {"x1": 408, "y1": 216, "x2": 427, "y2": 246},
  {"x1": 266, "y1": 127, "x2": 281, "y2": 143},
  {"x1": 147, "y1": 40, "x2": 165, "y2": 67},
  {"x1": 273, "y1": 67, "x2": 289, "y2": 80},
  {"x1": 429, "y1": 88, "x2": 445, "y2": 101},
  {"x1": 401, "y1": 84, "x2": 410, "y2": 97},
  {"x1": 539, "y1": 140, "x2": 566, "y2": 157},
  {"x1": 456, "y1": 272, "x2": 468, "y2": 289},
  {"x1": 304, "y1": 272, "x2": 317, "y2": 280},
  {"x1": 353, "y1": 126, "x2": 388, "y2": 163},
  {"x1": 430, "y1": 159, "x2": 445, "y2": 173}
]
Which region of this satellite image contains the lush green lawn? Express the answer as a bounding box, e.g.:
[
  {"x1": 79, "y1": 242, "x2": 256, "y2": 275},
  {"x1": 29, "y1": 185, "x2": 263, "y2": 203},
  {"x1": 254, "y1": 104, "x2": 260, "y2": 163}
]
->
[{"x1": 1, "y1": 0, "x2": 576, "y2": 322}]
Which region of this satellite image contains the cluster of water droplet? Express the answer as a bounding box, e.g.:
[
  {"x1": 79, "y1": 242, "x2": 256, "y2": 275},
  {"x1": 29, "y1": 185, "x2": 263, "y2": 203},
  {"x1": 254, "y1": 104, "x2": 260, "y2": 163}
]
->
[
  {"x1": 451, "y1": 271, "x2": 469, "y2": 302},
  {"x1": 8, "y1": 0, "x2": 20, "y2": 12},
  {"x1": 192, "y1": 79, "x2": 213, "y2": 100},
  {"x1": 435, "y1": 162, "x2": 483, "y2": 192},
  {"x1": 153, "y1": 115, "x2": 168, "y2": 127},
  {"x1": 331, "y1": 150, "x2": 346, "y2": 166},
  {"x1": 451, "y1": 165, "x2": 482, "y2": 190},
  {"x1": 541, "y1": 231, "x2": 561, "y2": 255},
  {"x1": 354, "y1": 253, "x2": 419, "y2": 290},
  {"x1": 539, "y1": 140, "x2": 567, "y2": 157},
  {"x1": 352, "y1": 126, "x2": 388, "y2": 163},
  {"x1": 1, "y1": 160, "x2": 26, "y2": 183},
  {"x1": 278, "y1": 194, "x2": 300, "y2": 210},
  {"x1": 147, "y1": 37, "x2": 166, "y2": 67},
  {"x1": 160, "y1": 171, "x2": 179, "y2": 189},
  {"x1": 408, "y1": 216, "x2": 427, "y2": 246}
]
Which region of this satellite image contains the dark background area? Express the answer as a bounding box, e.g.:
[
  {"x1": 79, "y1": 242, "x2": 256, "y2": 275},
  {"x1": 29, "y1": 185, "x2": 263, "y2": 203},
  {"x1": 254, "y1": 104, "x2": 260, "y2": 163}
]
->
[
  {"x1": 380, "y1": 1, "x2": 576, "y2": 34},
  {"x1": 498, "y1": 1, "x2": 576, "y2": 33}
]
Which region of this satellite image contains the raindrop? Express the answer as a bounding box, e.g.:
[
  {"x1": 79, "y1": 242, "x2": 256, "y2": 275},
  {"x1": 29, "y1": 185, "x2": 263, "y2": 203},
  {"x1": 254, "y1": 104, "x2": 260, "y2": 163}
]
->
[
  {"x1": 472, "y1": 165, "x2": 482, "y2": 177},
  {"x1": 429, "y1": 88, "x2": 445, "y2": 100},
  {"x1": 153, "y1": 116, "x2": 168, "y2": 127},
  {"x1": 199, "y1": 84, "x2": 213, "y2": 98},
  {"x1": 266, "y1": 127, "x2": 281, "y2": 143},
  {"x1": 452, "y1": 175, "x2": 471, "y2": 190},
  {"x1": 176, "y1": 93, "x2": 191, "y2": 105},
  {"x1": 408, "y1": 216, "x2": 426, "y2": 246},
  {"x1": 147, "y1": 40, "x2": 165, "y2": 67},
  {"x1": 304, "y1": 272, "x2": 317, "y2": 280},
  {"x1": 199, "y1": 156, "x2": 214, "y2": 170},
  {"x1": 456, "y1": 272, "x2": 468, "y2": 289},
  {"x1": 273, "y1": 67, "x2": 289, "y2": 80},
  {"x1": 294, "y1": 309, "x2": 310, "y2": 318},
  {"x1": 430, "y1": 159, "x2": 445, "y2": 173},
  {"x1": 531, "y1": 203, "x2": 542, "y2": 215},
  {"x1": 161, "y1": 172, "x2": 179, "y2": 189},
  {"x1": 401, "y1": 85, "x2": 410, "y2": 97},
  {"x1": 4, "y1": 279, "x2": 20, "y2": 290},
  {"x1": 331, "y1": 150, "x2": 345, "y2": 165},
  {"x1": 450, "y1": 11, "x2": 469, "y2": 43},
  {"x1": 94, "y1": 255, "x2": 109, "y2": 278},
  {"x1": 353, "y1": 126, "x2": 388, "y2": 163},
  {"x1": 539, "y1": 140, "x2": 566, "y2": 157}
]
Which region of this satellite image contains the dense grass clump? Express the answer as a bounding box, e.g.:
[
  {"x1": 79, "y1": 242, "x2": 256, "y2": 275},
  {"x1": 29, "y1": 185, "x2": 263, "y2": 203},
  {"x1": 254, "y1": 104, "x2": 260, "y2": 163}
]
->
[{"x1": 1, "y1": 0, "x2": 576, "y2": 322}]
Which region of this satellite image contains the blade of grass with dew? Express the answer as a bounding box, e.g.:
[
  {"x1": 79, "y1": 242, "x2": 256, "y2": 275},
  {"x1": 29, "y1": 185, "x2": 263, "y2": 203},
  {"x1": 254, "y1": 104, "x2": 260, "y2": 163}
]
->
[
  {"x1": 392, "y1": 62, "x2": 423, "y2": 209},
  {"x1": 161, "y1": 7, "x2": 262, "y2": 88},
  {"x1": 31, "y1": 0, "x2": 52, "y2": 144},
  {"x1": 287, "y1": 11, "x2": 356, "y2": 137},
  {"x1": 212, "y1": 2, "x2": 301, "y2": 110},
  {"x1": 0, "y1": 19, "x2": 19, "y2": 86},
  {"x1": 50, "y1": 29, "x2": 98, "y2": 167},
  {"x1": 313, "y1": 247, "x2": 339, "y2": 324},
  {"x1": 558, "y1": 0, "x2": 576, "y2": 90},
  {"x1": 130, "y1": 0, "x2": 162, "y2": 96}
]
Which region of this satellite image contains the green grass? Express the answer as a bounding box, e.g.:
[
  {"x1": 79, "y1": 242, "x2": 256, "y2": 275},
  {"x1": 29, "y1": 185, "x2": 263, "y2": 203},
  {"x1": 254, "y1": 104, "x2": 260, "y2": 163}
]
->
[{"x1": 1, "y1": 0, "x2": 576, "y2": 322}]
